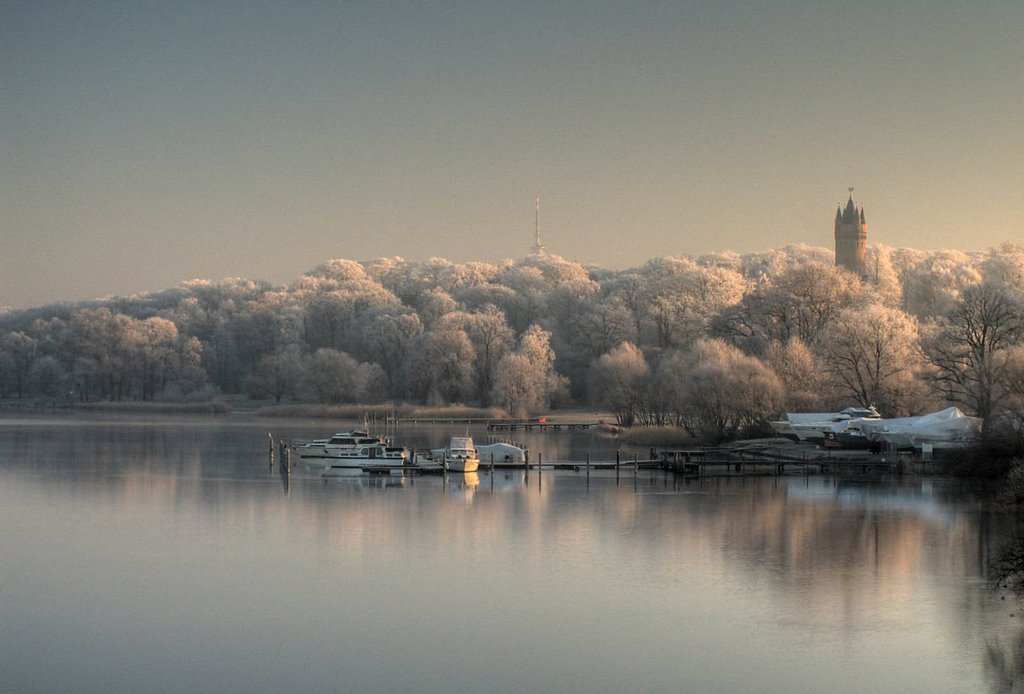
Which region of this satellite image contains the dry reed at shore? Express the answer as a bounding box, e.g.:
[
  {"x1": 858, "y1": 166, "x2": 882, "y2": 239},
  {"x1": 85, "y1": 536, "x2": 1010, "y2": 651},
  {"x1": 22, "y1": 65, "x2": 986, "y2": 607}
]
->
[
  {"x1": 77, "y1": 401, "x2": 232, "y2": 415},
  {"x1": 254, "y1": 403, "x2": 508, "y2": 420}
]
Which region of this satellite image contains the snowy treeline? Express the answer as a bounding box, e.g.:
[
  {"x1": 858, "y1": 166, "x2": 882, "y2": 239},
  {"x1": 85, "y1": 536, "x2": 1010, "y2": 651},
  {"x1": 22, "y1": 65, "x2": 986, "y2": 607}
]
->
[{"x1": 2, "y1": 243, "x2": 1023, "y2": 439}]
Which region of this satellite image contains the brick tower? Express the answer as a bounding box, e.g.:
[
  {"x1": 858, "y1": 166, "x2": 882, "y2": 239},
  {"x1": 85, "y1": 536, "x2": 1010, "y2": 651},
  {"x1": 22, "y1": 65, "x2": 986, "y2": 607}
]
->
[{"x1": 834, "y1": 188, "x2": 867, "y2": 276}]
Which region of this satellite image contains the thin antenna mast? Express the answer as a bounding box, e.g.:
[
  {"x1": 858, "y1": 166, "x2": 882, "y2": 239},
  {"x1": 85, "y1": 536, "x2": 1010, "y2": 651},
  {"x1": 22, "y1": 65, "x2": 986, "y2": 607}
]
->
[{"x1": 532, "y1": 195, "x2": 545, "y2": 255}]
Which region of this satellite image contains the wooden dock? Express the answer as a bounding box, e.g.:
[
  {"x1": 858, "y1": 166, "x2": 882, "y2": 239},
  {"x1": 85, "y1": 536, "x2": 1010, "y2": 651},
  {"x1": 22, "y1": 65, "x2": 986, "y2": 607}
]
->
[
  {"x1": 486, "y1": 421, "x2": 598, "y2": 432},
  {"x1": 657, "y1": 443, "x2": 903, "y2": 477},
  {"x1": 279, "y1": 434, "x2": 908, "y2": 481}
]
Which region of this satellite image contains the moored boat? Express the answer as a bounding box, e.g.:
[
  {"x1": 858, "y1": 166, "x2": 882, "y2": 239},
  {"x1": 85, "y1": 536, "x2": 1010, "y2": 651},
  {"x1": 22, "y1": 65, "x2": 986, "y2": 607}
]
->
[
  {"x1": 475, "y1": 442, "x2": 527, "y2": 465},
  {"x1": 442, "y1": 436, "x2": 480, "y2": 473},
  {"x1": 296, "y1": 431, "x2": 384, "y2": 459},
  {"x1": 321, "y1": 441, "x2": 409, "y2": 475}
]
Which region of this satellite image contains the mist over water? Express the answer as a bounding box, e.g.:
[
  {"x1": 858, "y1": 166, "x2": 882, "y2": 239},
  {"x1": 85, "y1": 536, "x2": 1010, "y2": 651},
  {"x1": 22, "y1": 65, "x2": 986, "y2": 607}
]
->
[{"x1": 0, "y1": 417, "x2": 1020, "y2": 693}]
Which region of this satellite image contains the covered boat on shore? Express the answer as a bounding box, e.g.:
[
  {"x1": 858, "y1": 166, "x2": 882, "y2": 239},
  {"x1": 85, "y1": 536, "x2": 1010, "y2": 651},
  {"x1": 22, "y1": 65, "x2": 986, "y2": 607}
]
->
[
  {"x1": 858, "y1": 407, "x2": 981, "y2": 451},
  {"x1": 771, "y1": 407, "x2": 881, "y2": 443},
  {"x1": 822, "y1": 418, "x2": 876, "y2": 449}
]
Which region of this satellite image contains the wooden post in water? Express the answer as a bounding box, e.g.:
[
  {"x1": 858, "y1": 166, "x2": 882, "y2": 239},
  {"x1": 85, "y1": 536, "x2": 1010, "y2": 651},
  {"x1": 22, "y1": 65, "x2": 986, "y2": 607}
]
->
[
  {"x1": 278, "y1": 440, "x2": 290, "y2": 474},
  {"x1": 616, "y1": 450, "x2": 620, "y2": 484},
  {"x1": 538, "y1": 451, "x2": 543, "y2": 479},
  {"x1": 586, "y1": 452, "x2": 590, "y2": 479},
  {"x1": 268, "y1": 433, "x2": 274, "y2": 468}
]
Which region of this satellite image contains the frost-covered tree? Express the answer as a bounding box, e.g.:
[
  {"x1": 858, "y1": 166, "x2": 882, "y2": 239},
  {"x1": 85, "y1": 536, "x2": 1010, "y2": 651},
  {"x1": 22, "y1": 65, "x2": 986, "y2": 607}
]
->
[
  {"x1": 453, "y1": 283, "x2": 520, "y2": 315},
  {"x1": 896, "y1": 249, "x2": 983, "y2": 319},
  {"x1": 28, "y1": 356, "x2": 68, "y2": 399},
  {"x1": 72, "y1": 310, "x2": 139, "y2": 400},
  {"x1": 353, "y1": 362, "x2": 388, "y2": 403},
  {"x1": 982, "y1": 242, "x2": 1024, "y2": 292},
  {"x1": 135, "y1": 317, "x2": 180, "y2": 401},
  {"x1": 304, "y1": 348, "x2": 359, "y2": 404},
  {"x1": 494, "y1": 265, "x2": 549, "y2": 331},
  {"x1": 569, "y1": 299, "x2": 637, "y2": 363},
  {"x1": 361, "y1": 256, "x2": 421, "y2": 304},
  {"x1": 992, "y1": 345, "x2": 1024, "y2": 451},
  {"x1": 490, "y1": 354, "x2": 534, "y2": 418},
  {"x1": 639, "y1": 258, "x2": 747, "y2": 350},
  {"x1": 0, "y1": 331, "x2": 37, "y2": 398},
  {"x1": 3, "y1": 245, "x2": 1023, "y2": 410},
  {"x1": 588, "y1": 342, "x2": 649, "y2": 426},
  {"x1": 923, "y1": 282, "x2": 1024, "y2": 419},
  {"x1": 864, "y1": 245, "x2": 903, "y2": 308},
  {"x1": 491, "y1": 325, "x2": 566, "y2": 416},
  {"x1": 293, "y1": 262, "x2": 400, "y2": 354},
  {"x1": 252, "y1": 346, "x2": 306, "y2": 404},
  {"x1": 673, "y1": 339, "x2": 782, "y2": 442},
  {"x1": 712, "y1": 262, "x2": 858, "y2": 353},
  {"x1": 0, "y1": 350, "x2": 16, "y2": 399},
  {"x1": 355, "y1": 308, "x2": 423, "y2": 397},
  {"x1": 460, "y1": 306, "x2": 515, "y2": 404},
  {"x1": 819, "y1": 304, "x2": 926, "y2": 416},
  {"x1": 407, "y1": 323, "x2": 477, "y2": 404},
  {"x1": 763, "y1": 338, "x2": 829, "y2": 412},
  {"x1": 415, "y1": 288, "x2": 459, "y2": 329}
]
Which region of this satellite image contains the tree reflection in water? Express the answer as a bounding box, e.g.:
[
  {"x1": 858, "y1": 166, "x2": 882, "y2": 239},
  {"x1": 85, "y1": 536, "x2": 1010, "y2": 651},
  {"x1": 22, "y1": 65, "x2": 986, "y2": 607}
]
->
[
  {"x1": 986, "y1": 629, "x2": 1024, "y2": 694},
  {"x1": 989, "y1": 536, "x2": 1024, "y2": 693}
]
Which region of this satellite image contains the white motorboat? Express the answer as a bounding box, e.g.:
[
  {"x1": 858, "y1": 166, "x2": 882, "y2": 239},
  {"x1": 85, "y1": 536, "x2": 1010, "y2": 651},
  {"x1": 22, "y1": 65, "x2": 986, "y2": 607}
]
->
[
  {"x1": 321, "y1": 441, "x2": 409, "y2": 474},
  {"x1": 296, "y1": 431, "x2": 383, "y2": 459},
  {"x1": 442, "y1": 436, "x2": 479, "y2": 473}
]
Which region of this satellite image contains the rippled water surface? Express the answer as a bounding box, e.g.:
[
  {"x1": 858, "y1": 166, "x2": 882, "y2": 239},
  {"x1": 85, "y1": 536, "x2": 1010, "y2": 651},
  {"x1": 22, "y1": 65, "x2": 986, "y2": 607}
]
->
[{"x1": 1, "y1": 416, "x2": 1021, "y2": 694}]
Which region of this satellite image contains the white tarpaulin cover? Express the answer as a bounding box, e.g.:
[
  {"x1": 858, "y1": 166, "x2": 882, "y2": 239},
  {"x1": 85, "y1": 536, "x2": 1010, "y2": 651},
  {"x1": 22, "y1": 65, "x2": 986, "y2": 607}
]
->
[
  {"x1": 476, "y1": 442, "x2": 527, "y2": 463},
  {"x1": 858, "y1": 407, "x2": 981, "y2": 448}
]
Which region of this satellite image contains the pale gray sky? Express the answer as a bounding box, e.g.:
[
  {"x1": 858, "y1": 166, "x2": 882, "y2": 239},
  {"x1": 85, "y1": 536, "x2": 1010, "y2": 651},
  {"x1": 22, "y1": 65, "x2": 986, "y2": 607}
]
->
[{"x1": 3, "y1": 1, "x2": 1022, "y2": 308}]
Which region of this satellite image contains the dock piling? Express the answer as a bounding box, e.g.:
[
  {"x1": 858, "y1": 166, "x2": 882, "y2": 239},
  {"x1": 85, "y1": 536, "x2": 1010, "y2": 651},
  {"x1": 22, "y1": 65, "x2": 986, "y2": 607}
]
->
[{"x1": 277, "y1": 440, "x2": 290, "y2": 475}]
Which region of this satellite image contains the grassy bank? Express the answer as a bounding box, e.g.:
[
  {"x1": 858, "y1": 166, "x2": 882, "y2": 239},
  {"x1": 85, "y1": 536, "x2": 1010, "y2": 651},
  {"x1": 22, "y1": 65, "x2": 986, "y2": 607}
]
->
[{"x1": 612, "y1": 425, "x2": 695, "y2": 448}]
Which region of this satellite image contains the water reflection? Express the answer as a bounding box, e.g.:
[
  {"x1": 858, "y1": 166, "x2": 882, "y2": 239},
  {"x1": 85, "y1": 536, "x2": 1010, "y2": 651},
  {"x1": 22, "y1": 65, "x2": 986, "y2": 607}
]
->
[
  {"x1": 0, "y1": 417, "x2": 1019, "y2": 694},
  {"x1": 986, "y1": 627, "x2": 1024, "y2": 693}
]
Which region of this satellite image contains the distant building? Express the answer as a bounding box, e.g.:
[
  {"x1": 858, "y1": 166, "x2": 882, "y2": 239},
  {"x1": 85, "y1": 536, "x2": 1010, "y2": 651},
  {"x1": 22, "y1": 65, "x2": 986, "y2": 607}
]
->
[{"x1": 834, "y1": 189, "x2": 867, "y2": 276}]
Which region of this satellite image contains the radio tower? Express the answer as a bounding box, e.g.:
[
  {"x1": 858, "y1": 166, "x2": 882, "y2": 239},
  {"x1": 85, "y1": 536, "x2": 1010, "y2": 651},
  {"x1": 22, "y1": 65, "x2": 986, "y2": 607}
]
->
[{"x1": 531, "y1": 195, "x2": 546, "y2": 255}]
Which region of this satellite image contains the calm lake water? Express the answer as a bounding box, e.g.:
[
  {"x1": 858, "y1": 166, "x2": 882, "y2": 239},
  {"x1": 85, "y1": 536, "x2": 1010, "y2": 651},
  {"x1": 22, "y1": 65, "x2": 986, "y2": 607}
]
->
[{"x1": 1, "y1": 415, "x2": 1022, "y2": 694}]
